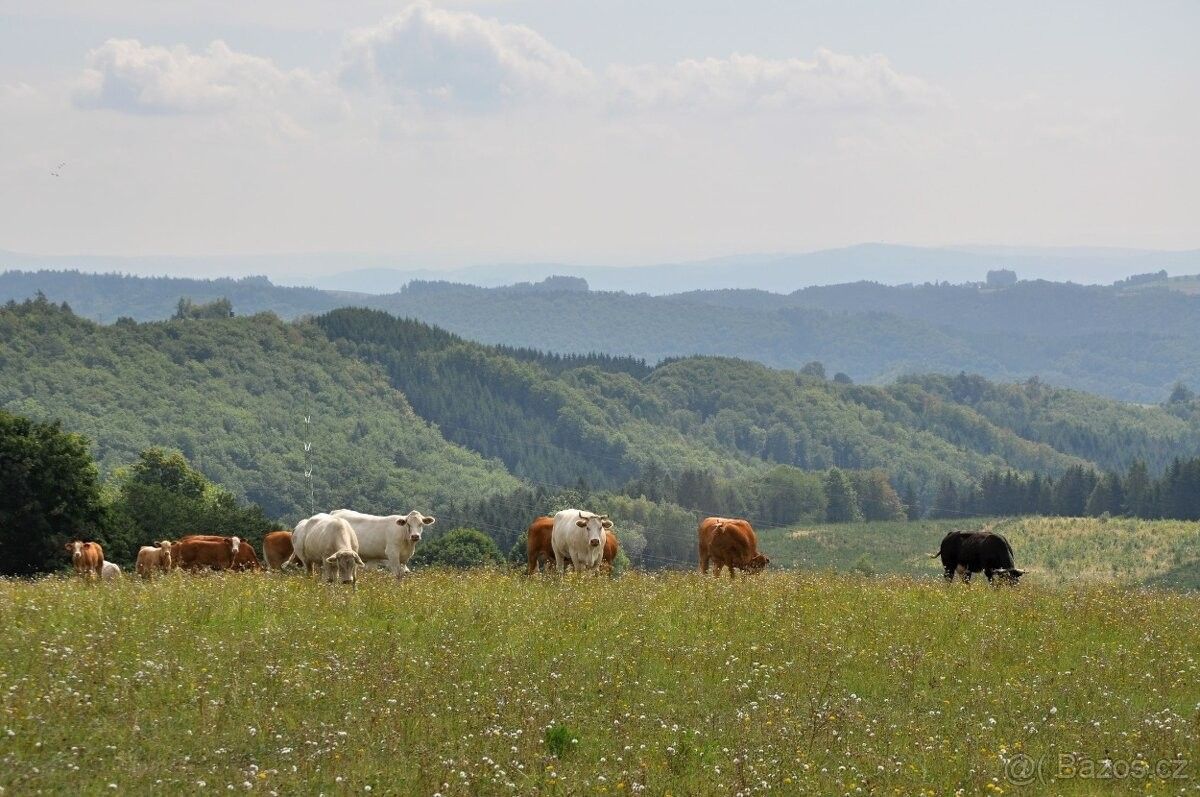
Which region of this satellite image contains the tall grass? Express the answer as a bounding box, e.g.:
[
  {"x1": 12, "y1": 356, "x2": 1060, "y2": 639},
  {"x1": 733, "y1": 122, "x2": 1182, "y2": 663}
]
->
[{"x1": 2, "y1": 570, "x2": 1197, "y2": 794}]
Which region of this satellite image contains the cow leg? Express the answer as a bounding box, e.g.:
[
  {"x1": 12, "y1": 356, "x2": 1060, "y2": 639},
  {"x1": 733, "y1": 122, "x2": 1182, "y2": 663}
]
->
[
  {"x1": 699, "y1": 552, "x2": 709, "y2": 575},
  {"x1": 984, "y1": 570, "x2": 994, "y2": 584},
  {"x1": 553, "y1": 550, "x2": 566, "y2": 574},
  {"x1": 729, "y1": 565, "x2": 736, "y2": 580}
]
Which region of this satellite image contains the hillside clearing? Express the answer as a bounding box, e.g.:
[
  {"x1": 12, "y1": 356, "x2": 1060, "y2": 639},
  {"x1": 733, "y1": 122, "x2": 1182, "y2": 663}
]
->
[{"x1": 1, "y1": 571, "x2": 1197, "y2": 794}]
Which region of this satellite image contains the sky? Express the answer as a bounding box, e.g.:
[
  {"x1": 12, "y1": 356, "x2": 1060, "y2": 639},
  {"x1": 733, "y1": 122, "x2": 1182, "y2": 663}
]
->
[{"x1": 1, "y1": 1, "x2": 1197, "y2": 272}]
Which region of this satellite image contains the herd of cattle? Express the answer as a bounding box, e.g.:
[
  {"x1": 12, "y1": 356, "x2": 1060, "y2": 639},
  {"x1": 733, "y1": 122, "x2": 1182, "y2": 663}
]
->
[{"x1": 64, "y1": 507, "x2": 1025, "y2": 585}]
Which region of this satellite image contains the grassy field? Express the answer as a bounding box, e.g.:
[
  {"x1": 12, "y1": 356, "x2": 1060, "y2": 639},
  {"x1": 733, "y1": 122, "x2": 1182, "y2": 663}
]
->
[
  {"x1": 2, "y1": 570, "x2": 1198, "y2": 795},
  {"x1": 758, "y1": 517, "x2": 1200, "y2": 589}
]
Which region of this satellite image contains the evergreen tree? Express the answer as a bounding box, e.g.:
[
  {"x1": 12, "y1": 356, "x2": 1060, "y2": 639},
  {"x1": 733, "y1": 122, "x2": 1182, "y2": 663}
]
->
[
  {"x1": 1123, "y1": 460, "x2": 1152, "y2": 517},
  {"x1": 1085, "y1": 472, "x2": 1124, "y2": 517},
  {"x1": 929, "y1": 477, "x2": 960, "y2": 519},
  {"x1": 900, "y1": 480, "x2": 921, "y2": 520},
  {"x1": 824, "y1": 468, "x2": 863, "y2": 522}
]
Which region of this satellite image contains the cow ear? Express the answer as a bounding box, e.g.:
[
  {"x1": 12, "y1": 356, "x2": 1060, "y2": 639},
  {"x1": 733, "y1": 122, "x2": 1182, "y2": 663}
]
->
[
  {"x1": 325, "y1": 554, "x2": 337, "y2": 564},
  {"x1": 601, "y1": 520, "x2": 613, "y2": 529},
  {"x1": 576, "y1": 519, "x2": 588, "y2": 528},
  {"x1": 422, "y1": 516, "x2": 435, "y2": 525},
  {"x1": 354, "y1": 553, "x2": 365, "y2": 565}
]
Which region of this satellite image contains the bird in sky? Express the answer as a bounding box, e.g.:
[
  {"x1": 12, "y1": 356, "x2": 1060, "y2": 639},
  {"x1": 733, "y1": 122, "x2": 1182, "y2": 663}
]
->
[{"x1": 50, "y1": 162, "x2": 65, "y2": 177}]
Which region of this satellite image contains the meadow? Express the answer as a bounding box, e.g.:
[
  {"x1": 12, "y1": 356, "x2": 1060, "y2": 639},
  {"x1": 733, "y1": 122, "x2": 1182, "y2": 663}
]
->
[
  {"x1": 2, "y1": 569, "x2": 1198, "y2": 795},
  {"x1": 759, "y1": 517, "x2": 1200, "y2": 589}
]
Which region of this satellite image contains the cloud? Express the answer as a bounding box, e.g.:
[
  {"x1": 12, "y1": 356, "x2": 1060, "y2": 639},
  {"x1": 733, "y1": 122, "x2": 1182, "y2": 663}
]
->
[
  {"x1": 69, "y1": 5, "x2": 940, "y2": 125},
  {"x1": 608, "y1": 48, "x2": 942, "y2": 112},
  {"x1": 73, "y1": 38, "x2": 339, "y2": 121},
  {"x1": 339, "y1": 0, "x2": 593, "y2": 108}
]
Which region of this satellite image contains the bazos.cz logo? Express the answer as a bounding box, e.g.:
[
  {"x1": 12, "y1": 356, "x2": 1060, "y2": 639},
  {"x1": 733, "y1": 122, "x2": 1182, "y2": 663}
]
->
[{"x1": 1004, "y1": 753, "x2": 1189, "y2": 786}]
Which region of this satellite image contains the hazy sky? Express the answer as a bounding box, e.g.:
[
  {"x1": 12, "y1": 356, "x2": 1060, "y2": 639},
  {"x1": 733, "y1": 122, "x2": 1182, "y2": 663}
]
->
[{"x1": 1, "y1": 1, "x2": 1197, "y2": 267}]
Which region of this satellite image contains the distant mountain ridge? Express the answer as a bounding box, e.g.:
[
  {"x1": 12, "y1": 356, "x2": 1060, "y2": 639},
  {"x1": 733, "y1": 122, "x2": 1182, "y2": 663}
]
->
[
  {"x1": 4, "y1": 267, "x2": 1200, "y2": 403},
  {"x1": 300, "y1": 244, "x2": 1200, "y2": 295},
  {"x1": 3, "y1": 243, "x2": 1199, "y2": 295}
]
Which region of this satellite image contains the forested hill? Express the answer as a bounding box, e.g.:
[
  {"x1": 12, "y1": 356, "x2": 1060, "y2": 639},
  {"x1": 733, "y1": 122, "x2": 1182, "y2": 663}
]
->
[
  {"x1": 0, "y1": 297, "x2": 519, "y2": 519},
  {"x1": 4, "y1": 269, "x2": 1200, "y2": 402},
  {"x1": 3, "y1": 297, "x2": 1199, "y2": 527}
]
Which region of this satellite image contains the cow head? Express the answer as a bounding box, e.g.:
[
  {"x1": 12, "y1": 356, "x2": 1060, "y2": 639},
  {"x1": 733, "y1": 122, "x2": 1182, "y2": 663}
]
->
[
  {"x1": 574, "y1": 513, "x2": 613, "y2": 547},
  {"x1": 326, "y1": 549, "x2": 366, "y2": 585},
  {"x1": 65, "y1": 541, "x2": 83, "y2": 559},
  {"x1": 746, "y1": 553, "x2": 770, "y2": 573},
  {"x1": 158, "y1": 541, "x2": 173, "y2": 570},
  {"x1": 229, "y1": 536, "x2": 241, "y2": 558},
  {"x1": 396, "y1": 511, "x2": 435, "y2": 544},
  {"x1": 993, "y1": 567, "x2": 1025, "y2": 585}
]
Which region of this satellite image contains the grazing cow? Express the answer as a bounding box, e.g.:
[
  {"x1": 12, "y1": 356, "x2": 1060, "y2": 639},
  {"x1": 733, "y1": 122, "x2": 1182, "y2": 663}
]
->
[
  {"x1": 698, "y1": 517, "x2": 769, "y2": 579},
  {"x1": 101, "y1": 561, "x2": 121, "y2": 580},
  {"x1": 64, "y1": 541, "x2": 104, "y2": 578},
  {"x1": 262, "y1": 530, "x2": 294, "y2": 571},
  {"x1": 287, "y1": 515, "x2": 326, "y2": 576},
  {"x1": 233, "y1": 541, "x2": 261, "y2": 571},
  {"x1": 527, "y1": 515, "x2": 619, "y2": 574},
  {"x1": 290, "y1": 514, "x2": 364, "y2": 587},
  {"x1": 173, "y1": 536, "x2": 240, "y2": 572},
  {"x1": 331, "y1": 509, "x2": 435, "y2": 578},
  {"x1": 932, "y1": 530, "x2": 1025, "y2": 584},
  {"x1": 550, "y1": 509, "x2": 613, "y2": 575},
  {"x1": 136, "y1": 542, "x2": 173, "y2": 579}
]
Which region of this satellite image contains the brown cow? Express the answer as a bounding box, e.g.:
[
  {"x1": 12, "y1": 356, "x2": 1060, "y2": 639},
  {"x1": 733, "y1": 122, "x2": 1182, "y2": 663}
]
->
[
  {"x1": 262, "y1": 530, "x2": 294, "y2": 571},
  {"x1": 698, "y1": 517, "x2": 769, "y2": 579},
  {"x1": 177, "y1": 535, "x2": 259, "y2": 571},
  {"x1": 65, "y1": 540, "x2": 104, "y2": 578},
  {"x1": 172, "y1": 536, "x2": 241, "y2": 571},
  {"x1": 526, "y1": 515, "x2": 619, "y2": 574}
]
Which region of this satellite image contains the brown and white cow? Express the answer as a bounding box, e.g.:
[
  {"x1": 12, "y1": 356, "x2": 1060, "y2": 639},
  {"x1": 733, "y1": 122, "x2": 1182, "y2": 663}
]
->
[
  {"x1": 172, "y1": 535, "x2": 240, "y2": 571},
  {"x1": 176, "y1": 535, "x2": 258, "y2": 571},
  {"x1": 526, "y1": 515, "x2": 619, "y2": 574},
  {"x1": 262, "y1": 530, "x2": 294, "y2": 571},
  {"x1": 698, "y1": 517, "x2": 769, "y2": 579},
  {"x1": 136, "y1": 542, "x2": 173, "y2": 579},
  {"x1": 64, "y1": 540, "x2": 104, "y2": 578}
]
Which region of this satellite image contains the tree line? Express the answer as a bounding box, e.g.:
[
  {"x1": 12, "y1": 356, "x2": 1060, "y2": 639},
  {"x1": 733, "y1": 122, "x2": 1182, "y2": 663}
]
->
[
  {"x1": 0, "y1": 409, "x2": 278, "y2": 575},
  {"x1": 927, "y1": 460, "x2": 1200, "y2": 521}
]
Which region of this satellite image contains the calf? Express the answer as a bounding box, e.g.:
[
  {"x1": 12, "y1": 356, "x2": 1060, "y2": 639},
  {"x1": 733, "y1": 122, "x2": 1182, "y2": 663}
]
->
[
  {"x1": 64, "y1": 541, "x2": 104, "y2": 578},
  {"x1": 136, "y1": 542, "x2": 173, "y2": 579},
  {"x1": 932, "y1": 530, "x2": 1025, "y2": 584},
  {"x1": 101, "y1": 561, "x2": 121, "y2": 581},
  {"x1": 698, "y1": 517, "x2": 769, "y2": 579}
]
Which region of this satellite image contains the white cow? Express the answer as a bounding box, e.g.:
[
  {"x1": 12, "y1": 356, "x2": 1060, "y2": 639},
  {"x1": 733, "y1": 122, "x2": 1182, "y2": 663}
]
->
[
  {"x1": 551, "y1": 509, "x2": 613, "y2": 574},
  {"x1": 287, "y1": 513, "x2": 330, "y2": 577},
  {"x1": 289, "y1": 514, "x2": 365, "y2": 587},
  {"x1": 101, "y1": 561, "x2": 121, "y2": 580},
  {"x1": 331, "y1": 509, "x2": 435, "y2": 578}
]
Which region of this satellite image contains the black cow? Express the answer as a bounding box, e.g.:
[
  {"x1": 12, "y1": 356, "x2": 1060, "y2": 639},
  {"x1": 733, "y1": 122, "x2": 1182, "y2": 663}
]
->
[{"x1": 932, "y1": 530, "x2": 1025, "y2": 584}]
